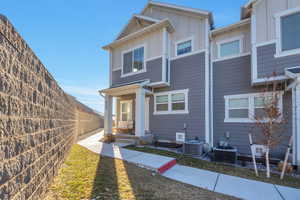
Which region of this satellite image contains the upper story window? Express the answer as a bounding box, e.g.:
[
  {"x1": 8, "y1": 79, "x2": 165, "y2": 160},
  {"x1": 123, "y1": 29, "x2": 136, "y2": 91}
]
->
[
  {"x1": 218, "y1": 37, "x2": 242, "y2": 58},
  {"x1": 122, "y1": 46, "x2": 145, "y2": 76},
  {"x1": 175, "y1": 37, "x2": 194, "y2": 56},
  {"x1": 176, "y1": 40, "x2": 192, "y2": 56},
  {"x1": 154, "y1": 89, "x2": 189, "y2": 115},
  {"x1": 224, "y1": 92, "x2": 283, "y2": 123},
  {"x1": 281, "y1": 12, "x2": 300, "y2": 52},
  {"x1": 275, "y1": 8, "x2": 300, "y2": 57}
]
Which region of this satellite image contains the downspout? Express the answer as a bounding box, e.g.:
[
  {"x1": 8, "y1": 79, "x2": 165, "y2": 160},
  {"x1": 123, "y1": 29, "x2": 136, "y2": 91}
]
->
[
  {"x1": 204, "y1": 17, "x2": 211, "y2": 146},
  {"x1": 162, "y1": 27, "x2": 168, "y2": 85},
  {"x1": 286, "y1": 77, "x2": 300, "y2": 166},
  {"x1": 209, "y1": 29, "x2": 214, "y2": 148}
]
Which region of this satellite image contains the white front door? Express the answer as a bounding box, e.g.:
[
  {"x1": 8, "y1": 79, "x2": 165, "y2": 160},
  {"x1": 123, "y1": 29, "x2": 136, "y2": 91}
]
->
[{"x1": 145, "y1": 97, "x2": 150, "y2": 131}]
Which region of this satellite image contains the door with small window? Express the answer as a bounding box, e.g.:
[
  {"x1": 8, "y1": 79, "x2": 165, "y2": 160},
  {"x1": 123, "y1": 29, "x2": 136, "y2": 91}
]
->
[{"x1": 120, "y1": 101, "x2": 132, "y2": 122}]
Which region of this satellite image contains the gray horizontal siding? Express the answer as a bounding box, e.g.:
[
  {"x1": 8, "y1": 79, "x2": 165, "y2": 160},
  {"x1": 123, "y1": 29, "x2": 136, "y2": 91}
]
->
[
  {"x1": 213, "y1": 55, "x2": 292, "y2": 157},
  {"x1": 257, "y1": 43, "x2": 300, "y2": 78},
  {"x1": 112, "y1": 57, "x2": 162, "y2": 86},
  {"x1": 149, "y1": 52, "x2": 206, "y2": 141}
]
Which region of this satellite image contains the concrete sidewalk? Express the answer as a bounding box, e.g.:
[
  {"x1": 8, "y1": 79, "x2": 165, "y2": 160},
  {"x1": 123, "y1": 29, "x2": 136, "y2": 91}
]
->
[
  {"x1": 78, "y1": 131, "x2": 300, "y2": 200},
  {"x1": 78, "y1": 131, "x2": 176, "y2": 173}
]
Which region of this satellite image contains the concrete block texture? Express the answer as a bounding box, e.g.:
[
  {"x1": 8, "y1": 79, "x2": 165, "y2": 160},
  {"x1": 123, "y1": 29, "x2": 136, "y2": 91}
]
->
[{"x1": 0, "y1": 14, "x2": 103, "y2": 200}]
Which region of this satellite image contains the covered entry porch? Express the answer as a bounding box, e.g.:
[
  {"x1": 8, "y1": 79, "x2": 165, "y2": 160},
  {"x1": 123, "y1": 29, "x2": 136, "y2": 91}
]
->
[{"x1": 100, "y1": 82, "x2": 152, "y2": 138}]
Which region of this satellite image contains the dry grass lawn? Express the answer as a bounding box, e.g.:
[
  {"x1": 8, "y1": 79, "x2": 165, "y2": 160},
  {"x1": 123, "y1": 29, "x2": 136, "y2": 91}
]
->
[{"x1": 45, "y1": 144, "x2": 239, "y2": 200}]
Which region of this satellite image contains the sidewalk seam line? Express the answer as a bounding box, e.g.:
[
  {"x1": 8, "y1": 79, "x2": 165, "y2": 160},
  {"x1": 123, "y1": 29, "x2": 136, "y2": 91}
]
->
[
  {"x1": 273, "y1": 184, "x2": 285, "y2": 200},
  {"x1": 213, "y1": 173, "x2": 220, "y2": 191},
  {"x1": 122, "y1": 152, "x2": 144, "y2": 160}
]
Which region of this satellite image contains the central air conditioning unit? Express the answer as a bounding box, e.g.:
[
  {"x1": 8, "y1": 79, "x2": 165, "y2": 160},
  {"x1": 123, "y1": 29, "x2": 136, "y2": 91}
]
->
[
  {"x1": 185, "y1": 140, "x2": 204, "y2": 156},
  {"x1": 176, "y1": 132, "x2": 203, "y2": 155}
]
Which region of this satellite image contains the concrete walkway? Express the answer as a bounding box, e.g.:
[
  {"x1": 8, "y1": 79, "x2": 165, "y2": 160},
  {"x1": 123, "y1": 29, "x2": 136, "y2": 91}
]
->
[
  {"x1": 78, "y1": 131, "x2": 176, "y2": 172},
  {"x1": 78, "y1": 131, "x2": 300, "y2": 200}
]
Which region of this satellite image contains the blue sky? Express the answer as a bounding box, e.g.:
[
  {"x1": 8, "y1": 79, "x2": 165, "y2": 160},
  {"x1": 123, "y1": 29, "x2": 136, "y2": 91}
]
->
[{"x1": 1, "y1": 0, "x2": 248, "y2": 113}]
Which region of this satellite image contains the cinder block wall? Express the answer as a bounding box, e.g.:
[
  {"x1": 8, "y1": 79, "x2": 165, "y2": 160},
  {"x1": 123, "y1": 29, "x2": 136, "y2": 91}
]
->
[
  {"x1": 0, "y1": 14, "x2": 103, "y2": 200},
  {"x1": 77, "y1": 110, "x2": 104, "y2": 137}
]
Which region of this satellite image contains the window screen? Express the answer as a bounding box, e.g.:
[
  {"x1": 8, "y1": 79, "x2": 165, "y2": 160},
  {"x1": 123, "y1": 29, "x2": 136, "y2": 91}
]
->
[
  {"x1": 220, "y1": 40, "x2": 240, "y2": 58},
  {"x1": 177, "y1": 40, "x2": 192, "y2": 55}
]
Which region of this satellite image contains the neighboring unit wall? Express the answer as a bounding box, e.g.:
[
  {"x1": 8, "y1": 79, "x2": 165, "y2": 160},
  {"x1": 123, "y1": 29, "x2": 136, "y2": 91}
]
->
[
  {"x1": 0, "y1": 15, "x2": 103, "y2": 200},
  {"x1": 254, "y1": 0, "x2": 300, "y2": 44},
  {"x1": 252, "y1": 0, "x2": 300, "y2": 80},
  {"x1": 143, "y1": 5, "x2": 208, "y2": 57},
  {"x1": 212, "y1": 24, "x2": 251, "y2": 60},
  {"x1": 149, "y1": 52, "x2": 206, "y2": 141},
  {"x1": 213, "y1": 55, "x2": 292, "y2": 156},
  {"x1": 257, "y1": 43, "x2": 300, "y2": 78}
]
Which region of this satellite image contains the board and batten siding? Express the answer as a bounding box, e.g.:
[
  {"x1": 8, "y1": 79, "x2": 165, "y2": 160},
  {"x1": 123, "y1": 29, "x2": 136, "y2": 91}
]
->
[
  {"x1": 213, "y1": 55, "x2": 292, "y2": 157},
  {"x1": 111, "y1": 57, "x2": 163, "y2": 87},
  {"x1": 111, "y1": 29, "x2": 163, "y2": 71},
  {"x1": 143, "y1": 5, "x2": 207, "y2": 58},
  {"x1": 211, "y1": 24, "x2": 251, "y2": 60},
  {"x1": 257, "y1": 43, "x2": 300, "y2": 78},
  {"x1": 149, "y1": 52, "x2": 206, "y2": 141},
  {"x1": 254, "y1": 0, "x2": 300, "y2": 44}
]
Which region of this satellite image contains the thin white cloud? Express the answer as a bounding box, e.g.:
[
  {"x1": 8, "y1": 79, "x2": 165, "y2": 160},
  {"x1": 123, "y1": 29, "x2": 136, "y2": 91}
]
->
[
  {"x1": 61, "y1": 85, "x2": 104, "y2": 112},
  {"x1": 62, "y1": 85, "x2": 100, "y2": 96}
]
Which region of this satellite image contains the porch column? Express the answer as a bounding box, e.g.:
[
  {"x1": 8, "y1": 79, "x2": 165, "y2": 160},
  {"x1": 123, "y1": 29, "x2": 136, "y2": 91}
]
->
[
  {"x1": 135, "y1": 87, "x2": 145, "y2": 137},
  {"x1": 293, "y1": 84, "x2": 300, "y2": 166},
  {"x1": 104, "y1": 95, "x2": 113, "y2": 135}
]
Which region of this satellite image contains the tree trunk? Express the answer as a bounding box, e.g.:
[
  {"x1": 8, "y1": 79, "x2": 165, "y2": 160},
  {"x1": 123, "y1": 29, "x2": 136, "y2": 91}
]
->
[{"x1": 265, "y1": 147, "x2": 270, "y2": 178}]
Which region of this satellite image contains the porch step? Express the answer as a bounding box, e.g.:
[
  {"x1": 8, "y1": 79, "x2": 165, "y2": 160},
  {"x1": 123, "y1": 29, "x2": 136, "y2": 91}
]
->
[
  {"x1": 114, "y1": 133, "x2": 139, "y2": 140},
  {"x1": 115, "y1": 138, "x2": 137, "y2": 145}
]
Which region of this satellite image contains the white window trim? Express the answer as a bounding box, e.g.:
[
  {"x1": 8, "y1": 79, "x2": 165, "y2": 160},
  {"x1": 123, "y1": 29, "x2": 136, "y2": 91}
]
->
[
  {"x1": 154, "y1": 89, "x2": 189, "y2": 115},
  {"x1": 217, "y1": 36, "x2": 243, "y2": 59},
  {"x1": 120, "y1": 100, "x2": 133, "y2": 122},
  {"x1": 121, "y1": 44, "x2": 147, "y2": 77},
  {"x1": 175, "y1": 36, "x2": 194, "y2": 57},
  {"x1": 275, "y1": 7, "x2": 300, "y2": 58},
  {"x1": 224, "y1": 92, "x2": 283, "y2": 123}
]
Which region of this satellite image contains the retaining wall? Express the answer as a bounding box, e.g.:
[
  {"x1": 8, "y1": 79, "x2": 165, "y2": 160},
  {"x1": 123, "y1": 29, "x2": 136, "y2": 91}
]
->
[{"x1": 0, "y1": 14, "x2": 103, "y2": 200}]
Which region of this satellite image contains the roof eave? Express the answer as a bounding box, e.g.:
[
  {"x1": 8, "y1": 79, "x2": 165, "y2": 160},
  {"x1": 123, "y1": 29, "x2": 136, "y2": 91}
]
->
[
  {"x1": 211, "y1": 18, "x2": 251, "y2": 36},
  {"x1": 142, "y1": 0, "x2": 213, "y2": 26},
  {"x1": 102, "y1": 19, "x2": 175, "y2": 50}
]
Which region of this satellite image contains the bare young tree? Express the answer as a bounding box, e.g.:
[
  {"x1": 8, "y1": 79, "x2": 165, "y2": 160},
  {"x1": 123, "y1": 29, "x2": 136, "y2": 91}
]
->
[{"x1": 250, "y1": 72, "x2": 288, "y2": 178}]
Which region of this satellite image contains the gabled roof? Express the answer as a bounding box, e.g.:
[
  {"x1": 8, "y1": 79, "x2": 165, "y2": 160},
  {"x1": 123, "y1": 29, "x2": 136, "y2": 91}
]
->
[
  {"x1": 103, "y1": 19, "x2": 174, "y2": 50},
  {"x1": 142, "y1": 1, "x2": 213, "y2": 27},
  {"x1": 211, "y1": 18, "x2": 251, "y2": 36},
  {"x1": 114, "y1": 14, "x2": 160, "y2": 41}
]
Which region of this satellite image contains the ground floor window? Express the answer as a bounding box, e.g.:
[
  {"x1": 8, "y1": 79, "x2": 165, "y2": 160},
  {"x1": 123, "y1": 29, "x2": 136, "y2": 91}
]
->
[
  {"x1": 154, "y1": 89, "x2": 189, "y2": 115},
  {"x1": 224, "y1": 92, "x2": 283, "y2": 123},
  {"x1": 120, "y1": 100, "x2": 132, "y2": 121}
]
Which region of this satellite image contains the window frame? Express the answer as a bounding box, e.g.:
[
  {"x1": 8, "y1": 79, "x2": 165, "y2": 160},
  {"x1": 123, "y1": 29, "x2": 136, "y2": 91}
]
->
[
  {"x1": 275, "y1": 7, "x2": 300, "y2": 58},
  {"x1": 120, "y1": 100, "x2": 133, "y2": 122},
  {"x1": 217, "y1": 36, "x2": 243, "y2": 59},
  {"x1": 155, "y1": 94, "x2": 169, "y2": 112},
  {"x1": 224, "y1": 92, "x2": 283, "y2": 123},
  {"x1": 175, "y1": 37, "x2": 194, "y2": 57},
  {"x1": 154, "y1": 89, "x2": 189, "y2": 115},
  {"x1": 121, "y1": 44, "x2": 146, "y2": 77}
]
